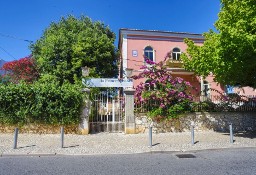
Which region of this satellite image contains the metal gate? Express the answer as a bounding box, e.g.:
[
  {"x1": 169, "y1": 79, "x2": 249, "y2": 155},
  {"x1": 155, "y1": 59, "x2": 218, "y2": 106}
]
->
[{"x1": 89, "y1": 90, "x2": 125, "y2": 133}]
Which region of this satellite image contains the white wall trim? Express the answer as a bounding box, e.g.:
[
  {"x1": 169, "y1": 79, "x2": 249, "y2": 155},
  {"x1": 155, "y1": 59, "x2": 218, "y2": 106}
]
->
[
  {"x1": 127, "y1": 36, "x2": 204, "y2": 43},
  {"x1": 122, "y1": 34, "x2": 128, "y2": 78}
]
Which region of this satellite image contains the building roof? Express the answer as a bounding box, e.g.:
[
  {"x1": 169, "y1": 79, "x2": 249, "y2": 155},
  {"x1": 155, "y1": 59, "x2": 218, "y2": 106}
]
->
[
  {"x1": 120, "y1": 28, "x2": 203, "y2": 37},
  {"x1": 118, "y1": 28, "x2": 204, "y2": 48}
]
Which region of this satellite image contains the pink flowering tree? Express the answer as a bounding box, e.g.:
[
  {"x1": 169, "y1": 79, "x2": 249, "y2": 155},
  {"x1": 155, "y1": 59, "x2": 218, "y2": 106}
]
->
[{"x1": 132, "y1": 57, "x2": 194, "y2": 122}]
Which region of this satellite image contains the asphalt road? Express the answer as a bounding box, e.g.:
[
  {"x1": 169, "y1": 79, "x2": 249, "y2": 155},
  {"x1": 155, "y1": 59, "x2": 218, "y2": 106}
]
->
[{"x1": 0, "y1": 148, "x2": 256, "y2": 175}]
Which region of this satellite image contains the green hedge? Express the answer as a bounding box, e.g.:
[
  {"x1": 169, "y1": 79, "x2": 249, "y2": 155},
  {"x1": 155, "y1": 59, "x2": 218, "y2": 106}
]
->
[{"x1": 0, "y1": 81, "x2": 84, "y2": 125}]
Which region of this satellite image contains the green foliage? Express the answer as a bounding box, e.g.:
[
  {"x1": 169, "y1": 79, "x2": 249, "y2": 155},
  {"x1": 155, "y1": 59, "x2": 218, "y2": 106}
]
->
[
  {"x1": 133, "y1": 59, "x2": 194, "y2": 122},
  {"x1": 182, "y1": 0, "x2": 256, "y2": 88},
  {"x1": 182, "y1": 32, "x2": 222, "y2": 78},
  {"x1": 0, "y1": 81, "x2": 84, "y2": 125},
  {"x1": 30, "y1": 15, "x2": 118, "y2": 84}
]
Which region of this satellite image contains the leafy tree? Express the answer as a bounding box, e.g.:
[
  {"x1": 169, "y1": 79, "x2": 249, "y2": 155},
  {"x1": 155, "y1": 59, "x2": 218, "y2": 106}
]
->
[
  {"x1": 182, "y1": 0, "x2": 256, "y2": 88},
  {"x1": 1, "y1": 56, "x2": 39, "y2": 83},
  {"x1": 133, "y1": 58, "x2": 194, "y2": 122},
  {"x1": 30, "y1": 15, "x2": 118, "y2": 84}
]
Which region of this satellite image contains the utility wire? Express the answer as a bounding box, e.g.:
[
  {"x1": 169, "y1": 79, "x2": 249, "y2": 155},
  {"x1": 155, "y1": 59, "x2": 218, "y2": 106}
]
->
[
  {"x1": 0, "y1": 46, "x2": 16, "y2": 59},
  {"x1": 0, "y1": 33, "x2": 33, "y2": 43},
  {"x1": 0, "y1": 33, "x2": 33, "y2": 60}
]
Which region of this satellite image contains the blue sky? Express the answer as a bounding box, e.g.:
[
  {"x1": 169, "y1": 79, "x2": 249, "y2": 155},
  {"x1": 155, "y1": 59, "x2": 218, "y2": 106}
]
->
[{"x1": 0, "y1": 0, "x2": 220, "y2": 62}]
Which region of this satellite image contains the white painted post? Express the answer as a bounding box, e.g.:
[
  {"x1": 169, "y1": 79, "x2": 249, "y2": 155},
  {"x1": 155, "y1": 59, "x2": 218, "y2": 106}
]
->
[
  {"x1": 106, "y1": 91, "x2": 109, "y2": 132},
  {"x1": 191, "y1": 121, "x2": 195, "y2": 145},
  {"x1": 230, "y1": 123, "x2": 234, "y2": 144},
  {"x1": 60, "y1": 126, "x2": 64, "y2": 148},
  {"x1": 112, "y1": 99, "x2": 115, "y2": 124},
  {"x1": 148, "y1": 126, "x2": 153, "y2": 148},
  {"x1": 13, "y1": 128, "x2": 18, "y2": 149}
]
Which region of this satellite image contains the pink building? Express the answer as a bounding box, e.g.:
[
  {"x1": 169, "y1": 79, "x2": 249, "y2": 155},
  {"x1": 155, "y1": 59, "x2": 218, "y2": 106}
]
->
[{"x1": 118, "y1": 28, "x2": 226, "y2": 97}]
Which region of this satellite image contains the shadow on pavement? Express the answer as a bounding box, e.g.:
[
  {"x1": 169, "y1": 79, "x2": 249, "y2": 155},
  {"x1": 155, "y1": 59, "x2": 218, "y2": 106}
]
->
[
  {"x1": 18, "y1": 145, "x2": 36, "y2": 149},
  {"x1": 152, "y1": 143, "x2": 160, "y2": 147},
  {"x1": 221, "y1": 131, "x2": 256, "y2": 139},
  {"x1": 63, "y1": 145, "x2": 79, "y2": 148},
  {"x1": 234, "y1": 131, "x2": 256, "y2": 139}
]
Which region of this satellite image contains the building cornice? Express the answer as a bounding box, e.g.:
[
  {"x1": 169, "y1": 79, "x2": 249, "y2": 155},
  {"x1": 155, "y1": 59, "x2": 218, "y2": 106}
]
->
[{"x1": 119, "y1": 28, "x2": 204, "y2": 40}]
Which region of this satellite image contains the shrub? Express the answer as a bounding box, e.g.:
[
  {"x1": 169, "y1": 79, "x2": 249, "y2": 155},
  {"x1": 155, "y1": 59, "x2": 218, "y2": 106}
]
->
[
  {"x1": 0, "y1": 80, "x2": 84, "y2": 125},
  {"x1": 132, "y1": 57, "x2": 194, "y2": 122}
]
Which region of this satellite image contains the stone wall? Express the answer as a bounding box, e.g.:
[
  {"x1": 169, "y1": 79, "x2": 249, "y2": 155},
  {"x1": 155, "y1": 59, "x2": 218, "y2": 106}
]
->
[
  {"x1": 2, "y1": 112, "x2": 255, "y2": 134},
  {"x1": 0, "y1": 124, "x2": 79, "y2": 134},
  {"x1": 135, "y1": 112, "x2": 256, "y2": 133}
]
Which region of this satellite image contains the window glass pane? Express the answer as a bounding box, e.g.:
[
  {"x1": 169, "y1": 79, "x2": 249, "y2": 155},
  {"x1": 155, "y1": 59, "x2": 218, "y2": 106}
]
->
[
  {"x1": 144, "y1": 52, "x2": 151, "y2": 60},
  {"x1": 177, "y1": 53, "x2": 180, "y2": 60},
  {"x1": 145, "y1": 46, "x2": 153, "y2": 51},
  {"x1": 144, "y1": 46, "x2": 154, "y2": 62},
  {"x1": 144, "y1": 52, "x2": 149, "y2": 59},
  {"x1": 173, "y1": 48, "x2": 180, "y2": 52},
  {"x1": 203, "y1": 81, "x2": 209, "y2": 96},
  {"x1": 172, "y1": 53, "x2": 176, "y2": 60},
  {"x1": 149, "y1": 52, "x2": 153, "y2": 61}
]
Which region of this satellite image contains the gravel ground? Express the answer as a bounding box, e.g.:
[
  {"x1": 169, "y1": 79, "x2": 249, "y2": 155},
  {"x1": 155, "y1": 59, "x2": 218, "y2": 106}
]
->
[{"x1": 0, "y1": 131, "x2": 255, "y2": 156}]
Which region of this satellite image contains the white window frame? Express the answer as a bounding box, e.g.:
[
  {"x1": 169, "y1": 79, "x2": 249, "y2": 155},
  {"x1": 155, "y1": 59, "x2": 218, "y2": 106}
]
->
[
  {"x1": 203, "y1": 80, "x2": 210, "y2": 97},
  {"x1": 172, "y1": 47, "x2": 181, "y2": 61},
  {"x1": 144, "y1": 46, "x2": 155, "y2": 63}
]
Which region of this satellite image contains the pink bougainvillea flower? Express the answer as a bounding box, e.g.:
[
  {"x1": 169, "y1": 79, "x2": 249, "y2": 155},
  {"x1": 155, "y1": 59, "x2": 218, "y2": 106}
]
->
[
  {"x1": 185, "y1": 81, "x2": 191, "y2": 86},
  {"x1": 160, "y1": 103, "x2": 165, "y2": 108},
  {"x1": 134, "y1": 58, "x2": 193, "y2": 121},
  {"x1": 145, "y1": 59, "x2": 156, "y2": 65},
  {"x1": 140, "y1": 65, "x2": 148, "y2": 69}
]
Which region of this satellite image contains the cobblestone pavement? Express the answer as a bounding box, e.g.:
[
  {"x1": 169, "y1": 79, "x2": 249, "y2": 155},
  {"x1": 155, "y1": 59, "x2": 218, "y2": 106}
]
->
[{"x1": 0, "y1": 131, "x2": 256, "y2": 156}]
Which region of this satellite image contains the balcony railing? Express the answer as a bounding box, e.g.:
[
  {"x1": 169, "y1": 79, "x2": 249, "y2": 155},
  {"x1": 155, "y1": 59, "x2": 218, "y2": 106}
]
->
[{"x1": 166, "y1": 59, "x2": 183, "y2": 68}]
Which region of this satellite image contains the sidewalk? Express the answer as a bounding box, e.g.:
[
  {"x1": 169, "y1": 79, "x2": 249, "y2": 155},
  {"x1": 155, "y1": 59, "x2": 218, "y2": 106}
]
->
[{"x1": 1, "y1": 131, "x2": 256, "y2": 156}]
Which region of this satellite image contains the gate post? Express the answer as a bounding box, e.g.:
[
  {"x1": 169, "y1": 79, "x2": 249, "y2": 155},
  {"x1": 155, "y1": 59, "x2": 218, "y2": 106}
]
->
[
  {"x1": 79, "y1": 88, "x2": 91, "y2": 135},
  {"x1": 124, "y1": 88, "x2": 136, "y2": 134}
]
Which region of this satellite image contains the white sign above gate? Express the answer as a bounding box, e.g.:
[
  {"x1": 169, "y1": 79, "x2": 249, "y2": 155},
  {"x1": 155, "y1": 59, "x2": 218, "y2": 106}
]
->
[{"x1": 83, "y1": 78, "x2": 133, "y2": 87}]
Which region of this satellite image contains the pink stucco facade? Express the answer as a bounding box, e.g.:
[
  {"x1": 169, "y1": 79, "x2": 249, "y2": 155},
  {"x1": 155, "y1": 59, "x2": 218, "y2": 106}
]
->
[
  {"x1": 233, "y1": 86, "x2": 256, "y2": 96},
  {"x1": 126, "y1": 38, "x2": 188, "y2": 72},
  {"x1": 118, "y1": 29, "x2": 254, "y2": 97}
]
